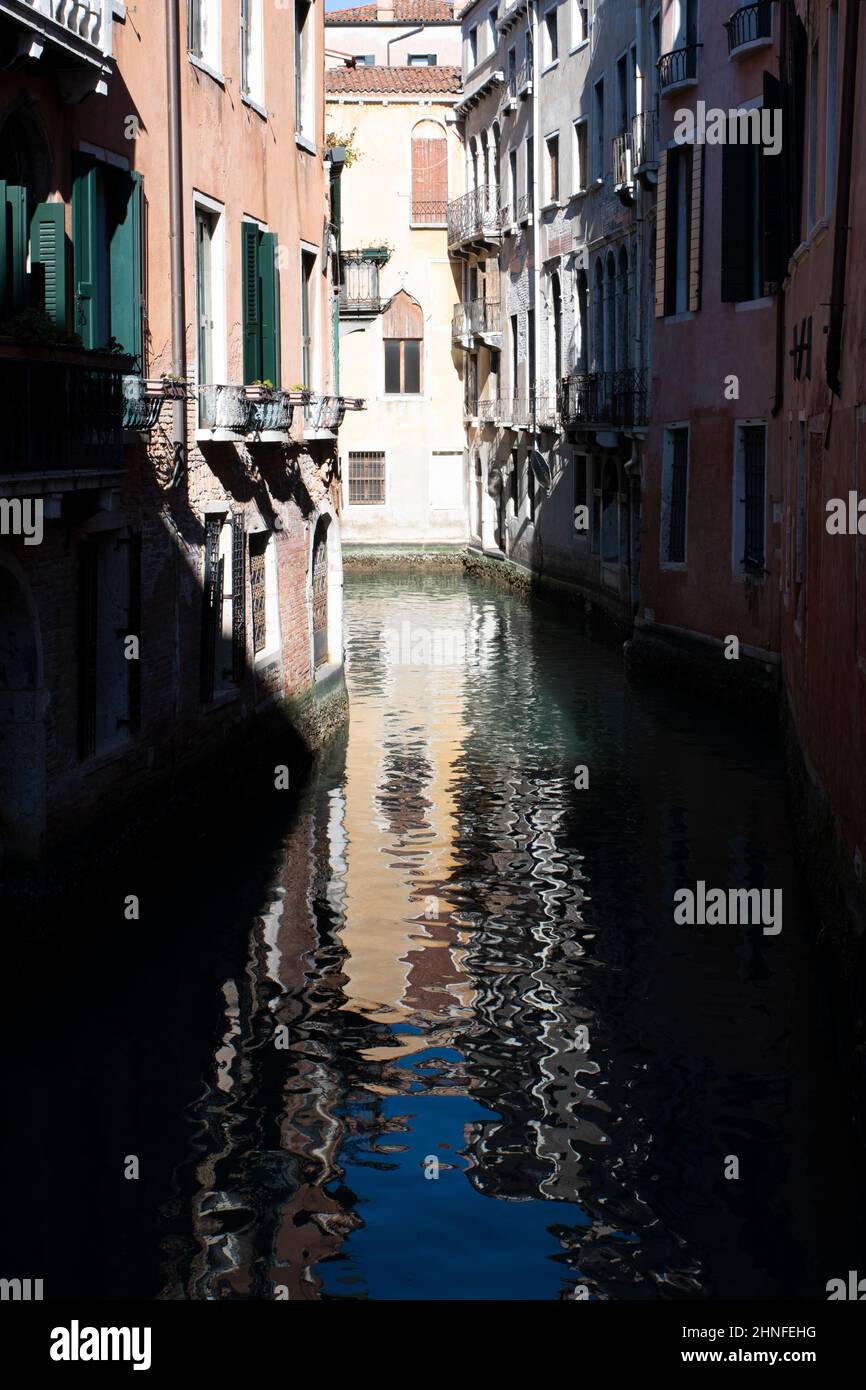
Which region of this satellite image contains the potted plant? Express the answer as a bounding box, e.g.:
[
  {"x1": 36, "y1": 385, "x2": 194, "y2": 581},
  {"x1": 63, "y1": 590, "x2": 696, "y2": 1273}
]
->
[{"x1": 244, "y1": 378, "x2": 275, "y2": 402}]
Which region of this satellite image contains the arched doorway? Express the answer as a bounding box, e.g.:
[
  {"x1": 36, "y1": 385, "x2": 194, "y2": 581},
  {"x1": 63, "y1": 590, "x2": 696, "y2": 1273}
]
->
[
  {"x1": 0, "y1": 563, "x2": 44, "y2": 863},
  {"x1": 312, "y1": 521, "x2": 329, "y2": 668}
]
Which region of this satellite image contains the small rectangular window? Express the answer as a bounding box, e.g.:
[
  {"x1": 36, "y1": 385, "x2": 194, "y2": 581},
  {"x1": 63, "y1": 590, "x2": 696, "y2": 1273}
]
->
[
  {"x1": 593, "y1": 78, "x2": 604, "y2": 179},
  {"x1": 408, "y1": 53, "x2": 437, "y2": 66},
  {"x1": 574, "y1": 118, "x2": 588, "y2": 192},
  {"x1": 544, "y1": 7, "x2": 558, "y2": 65},
  {"x1": 662, "y1": 426, "x2": 689, "y2": 565},
  {"x1": 469, "y1": 26, "x2": 478, "y2": 68},
  {"x1": 546, "y1": 133, "x2": 560, "y2": 203},
  {"x1": 355, "y1": 54, "x2": 375, "y2": 66},
  {"x1": 348, "y1": 451, "x2": 386, "y2": 504}
]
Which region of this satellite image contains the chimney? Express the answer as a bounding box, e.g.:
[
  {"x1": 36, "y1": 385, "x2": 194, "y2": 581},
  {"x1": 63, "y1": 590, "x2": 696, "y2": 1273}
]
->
[{"x1": 377, "y1": 0, "x2": 395, "y2": 18}]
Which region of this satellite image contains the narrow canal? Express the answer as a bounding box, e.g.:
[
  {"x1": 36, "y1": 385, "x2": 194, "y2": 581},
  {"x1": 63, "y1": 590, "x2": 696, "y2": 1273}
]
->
[{"x1": 4, "y1": 569, "x2": 864, "y2": 1300}]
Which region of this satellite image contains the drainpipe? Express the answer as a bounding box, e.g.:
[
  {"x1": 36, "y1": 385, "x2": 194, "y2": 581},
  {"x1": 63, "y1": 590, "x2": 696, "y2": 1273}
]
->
[
  {"x1": 825, "y1": 0, "x2": 860, "y2": 397},
  {"x1": 387, "y1": 23, "x2": 423, "y2": 65},
  {"x1": 529, "y1": 0, "x2": 541, "y2": 465},
  {"x1": 166, "y1": 0, "x2": 186, "y2": 484}
]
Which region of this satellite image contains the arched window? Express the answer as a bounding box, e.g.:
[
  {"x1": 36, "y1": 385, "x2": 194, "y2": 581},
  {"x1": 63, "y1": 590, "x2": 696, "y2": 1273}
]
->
[
  {"x1": 469, "y1": 136, "x2": 479, "y2": 193},
  {"x1": 383, "y1": 290, "x2": 423, "y2": 394},
  {"x1": 617, "y1": 247, "x2": 630, "y2": 372},
  {"x1": 550, "y1": 271, "x2": 562, "y2": 381},
  {"x1": 411, "y1": 119, "x2": 448, "y2": 225},
  {"x1": 574, "y1": 268, "x2": 588, "y2": 374},
  {"x1": 593, "y1": 260, "x2": 604, "y2": 372},
  {"x1": 605, "y1": 252, "x2": 616, "y2": 376}
]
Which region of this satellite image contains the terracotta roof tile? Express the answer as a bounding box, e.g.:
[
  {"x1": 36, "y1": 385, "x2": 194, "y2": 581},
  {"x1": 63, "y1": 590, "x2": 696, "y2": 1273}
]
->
[
  {"x1": 326, "y1": 63, "x2": 462, "y2": 93},
  {"x1": 326, "y1": 2, "x2": 457, "y2": 23}
]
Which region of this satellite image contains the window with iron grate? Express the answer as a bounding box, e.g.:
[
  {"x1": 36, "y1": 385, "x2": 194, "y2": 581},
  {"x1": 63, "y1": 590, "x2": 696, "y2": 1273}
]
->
[{"x1": 348, "y1": 451, "x2": 386, "y2": 504}]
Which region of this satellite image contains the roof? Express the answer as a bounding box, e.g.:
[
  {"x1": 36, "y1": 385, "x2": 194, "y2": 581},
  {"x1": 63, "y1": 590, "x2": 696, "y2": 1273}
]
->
[
  {"x1": 326, "y1": 63, "x2": 463, "y2": 93},
  {"x1": 326, "y1": 2, "x2": 458, "y2": 23}
]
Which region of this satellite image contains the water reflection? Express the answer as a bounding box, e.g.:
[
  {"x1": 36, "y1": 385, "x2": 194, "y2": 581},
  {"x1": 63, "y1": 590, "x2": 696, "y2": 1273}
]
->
[{"x1": 163, "y1": 571, "x2": 864, "y2": 1301}]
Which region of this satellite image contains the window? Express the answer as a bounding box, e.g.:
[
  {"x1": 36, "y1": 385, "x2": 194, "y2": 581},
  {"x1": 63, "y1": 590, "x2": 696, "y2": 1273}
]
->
[
  {"x1": 510, "y1": 313, "x2": 518, "y2": 397},
  {"x1": 661, "y1": 426, "x2": 689, "y2": 565},
  {"x1": 572, "y1": 0, "x2": 588, "y2": 48},
  {"x1": 616, "y1": 53, "x2": 629, "y2": 135},
  {"x1": 527, "y1": 305, "x2": 535, "y2": 390},
  {"x1": 248, "y1": 530, "x2": 279, "y2": 657},
  {"x1": 355, "y1": 54, "x2": 375, "y2": 65},
  {"x1": 509, "y1": 147, "x2": 518, "y2": 217},
  {"x1": 242, "y1": 223, "x2": 281, "y2": 386},
  {"x1": 78, "y1": 531, "x2": 141, "y2": 759},
  {"x1": 574, "y1": 267, "x2": 588, "y2": 372},
  {"x1": 508, "y1": 45, "x2": 516, "y2": 85},
  {"x1": 733, "y1": 423, "x2": 767, "y2": 575},
  {"x1": 201, "y1": 513, "x2": 245, "y2": 702},
  {"x1": 383, "y1": 290, "x2": 423, "y2": 394},
  {"x1": 593, "y1": 77, "x2": 604, "y2": 179},
  {"x1": 545, "y1": 133, "x2": 559, "y2": 203},
  {"x1": 408, "y1": 53, "x2": 437, "y2": 66},
  {"x1": 573, "y1": 118, "x2": 588, "y2": 192},
  {"x1": 807, "y1": 38, "x2": 819, "y2": 229},
  {"x1": 187, "y1": 0, "x2": 220, "y2": 70},
  {"x1": 295, "y1": 0, "x2": 314, "y2": 137},
  {"x1": 411, "y1": 120, "x2": 448, "y2": 225},
  {"x1": 240, "y1": 0, "x2": 263, "y2": 105},
  {"x1": 300, "y1": 247, "x2": 316, "y2": 388},
  {"x1": 195, "y1": 206, "x2": 218, "y2": 386},
  {"x1": 549, "y1": 271, "x2": 562, "y2": 378},
  {"x1": 661, "y1": 143, "x2": 692, "y2": 314},
  {"x1": 468, "y1": 26, "x2": 478, "y2": 68},
  {"x1": 720, "y1": 94, "x2": 782, "y2": 303},
  {"x1": 826, "y1": 2, "x2": 839, "y2": 216},
  {"x1": 525, "y1": 133, "x2": 533, "y2": 212},
  {"x1": 71, "y1": 155, "x2": 143, "y2": 362},
  {"x1": 348, "y1": 451, "x2": 386, "y2": 504},
  {"x1": 544, "y1": 6, "x2": 558, "y2": 66},
  {"x1": 488, "y1": 8, "x2": 497, "y2": 52}
]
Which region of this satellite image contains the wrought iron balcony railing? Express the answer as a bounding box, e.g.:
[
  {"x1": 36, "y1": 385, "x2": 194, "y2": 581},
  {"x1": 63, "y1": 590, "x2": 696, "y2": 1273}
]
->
[
  {"x1": 517, "y1": 190, "x2": 533, "y2": 222},
  {"x1": 612, "y1": 129, "x2": 633, "y2": 188},
  {"x1": 508, "y1": 56, "x2": 532, "y2": 98},
  {"x1": 447, "y1": 185, "x2": 503, "y2": 250},
  {"x1": 411, "y1": 197, "x2": 448, "y2": 226},
  {"x1": 246, "y1": 390, "x2": 295, "y2": 435},
  {"x1": 632, "y1": 109, "x2": 658, "y2": 170},
  {"x1": 199, "y1": 383, "x2": 251, "y2": 433},
  {"x1": 306, "y1": 393, "x2": 344, "y2": 432},
  {"x1": 0, "y1": 352, "x2": 128, "y2": 476},
  {"x1": 339, "y1": 253, "x2": 383, "y2": 315},
  {"x1": 122, "y1": 375, "x2": 166, "y2": 431},
  {"x1": 453, "y1": 299, "x2": 502, "y2": 342},
  {"x1": 558, "y1": 369, "x2": 648, "y2": 430},
  {"x1": 657, "y1": 43, "x2": 701, "y2": 91},
  {"x1": 725, "y1": 1, "x2": 773, "y2": 56}
]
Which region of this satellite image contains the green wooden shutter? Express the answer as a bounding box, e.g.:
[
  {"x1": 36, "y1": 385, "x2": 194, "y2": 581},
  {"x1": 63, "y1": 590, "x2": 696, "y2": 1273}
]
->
[
  {"x1": 72, "y1": 154, "x2": 100, "y2": 347},
  {"x1": 0, "y1": 181, "x2": 28, "y2": 319},
  {"x1": 242, "y1": 221, "x2": 262, "y2": 383},
  {"x1": 109, "y1": 170, "x2": 143, "y2": 367},
  {"x1": 30, "y1": 202, "x2": 68, "y2": 332},
  {"x1": 259, "y1": 231, "x2": 280, "y2": 387}
]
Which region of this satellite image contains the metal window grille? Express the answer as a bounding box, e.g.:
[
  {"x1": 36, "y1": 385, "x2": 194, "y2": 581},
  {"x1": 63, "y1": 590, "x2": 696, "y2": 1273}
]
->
[
  {"x1": 348, "y1": 451, "x2": 385, "y2": 504},
  {"x1": 249, "y1": 536, "x2": 267, "y2": 653},
  {"x1": 667, "y1": 429, "x2": 688, "y2": 563},
  {"x1": 742, "y1": 425, "x2": 766, "y2": 572}
]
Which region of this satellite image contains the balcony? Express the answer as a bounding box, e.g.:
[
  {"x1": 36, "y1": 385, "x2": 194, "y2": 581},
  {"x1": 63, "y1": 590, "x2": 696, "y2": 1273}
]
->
[
  {"x1": 4, "y1": 1, "x2": 114, "y2": 99},
  {"x1": 0, "y1": 347, "x2": 130, "y2": 491},
  {"x1": 338, "y1": 253, "x2": 384, "y2": 317},
  {"x1": 558, "y1": 370, "x2": 648, "y2": 432},
  {"x1": 725, "y1": 2, "x2": 773, "y2": 57},
  {"x1": 657, "y1": 43, "x2": 701, "y2": 93},
  {"x1": 121, "y1": 376, "x2": 184, "y2": 432},
  {"x1": 452, "y1": 299, "x2": 502, "y2": 347},
  {"x1": 632, "y1": 110, "x2": 658, "y2": 182},
  {"x1": 447, "y1": 186, "x2": 503, "y2": 254},
  {"x1": 245, "y1": 388, "x2": 297, "y2": 440},
  {"x1": 517, "y1": 191, "x2": 533, "y2": 226},
  {"x1": 198, "y1": 383, "x2": 251, "y2": 437},
  {"x1": 612, "y1": 129, "x2": 634, "y2": 200}
]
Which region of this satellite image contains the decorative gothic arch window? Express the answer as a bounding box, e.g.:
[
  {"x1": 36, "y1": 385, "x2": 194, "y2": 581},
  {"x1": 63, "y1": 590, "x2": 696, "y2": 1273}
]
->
[
  {"x1": 411, "y1": 119, "x2": 448, "y2": 225},
  {"x1": 574, "y1": 268, "x2": 588, "y2": 373},
  {"x1": 617, "y1": 246, "x2": 630, "y2": 372},
  {"x1": 382, "y1": 290, "x2": 423, "y2": 395}
]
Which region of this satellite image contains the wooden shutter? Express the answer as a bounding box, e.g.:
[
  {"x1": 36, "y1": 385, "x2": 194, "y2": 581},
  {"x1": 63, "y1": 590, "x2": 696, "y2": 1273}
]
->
[
  {"x1": 720, "y1": 133, "x2": 752, "y2": 303},
  {"x1": 0, "y1": 181, "x2": 28, "y2": 320},
  {"x1": 72, "y1": 154, "x2": 100, "y2": 348},
  {"x1": 109, "y1": 170, "x2": 143, "y2": 366},
  {"x1": 411, "y1": 134, "x2": 447, "y2": 223},
  {"x1": 29, "y1": 202, "x2": 68, "y2": 332},
  {"x1": 259, "y1": 230, "x2": 281, "y2": 387},
  {"x1": 663, "y1": 147, "x2": 679, "y2": 316},
  {"x1": 200, "y1": 516, "x2": 221, "y2": 703},
  {"x1": 231, "y1": 512, "x2": 246, "y2": 685},
  {"x1": 654, "y1": 148, "x2": 667, "y2": 318},
  {"x1": 762, "y1": 72, "x2": 784, "y2": 287},
  {"x1": 78, "y1": 541, "x2": 98, "y2": 760},
  {"x1": 127, "y1": 531, "x2": 141, "y2": 735},
  {"x1": 242, "y1": 221, "x2": 262, "y2": 383},
  {"x1": 688, "y1": 144, "x2": 704, "y2": 313}
]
